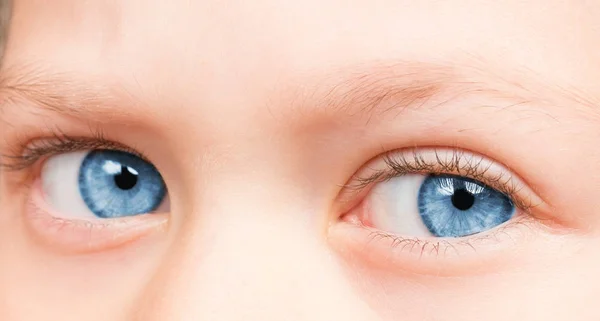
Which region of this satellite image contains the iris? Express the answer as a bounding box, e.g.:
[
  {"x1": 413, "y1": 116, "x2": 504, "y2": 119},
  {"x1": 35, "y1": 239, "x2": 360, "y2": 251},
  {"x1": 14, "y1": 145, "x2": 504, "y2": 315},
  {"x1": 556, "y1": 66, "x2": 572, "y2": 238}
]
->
[
  {"x1": 417, "y1": 174, "x2": 514, "y2": 237},
  {"x1": 78, "y1": 150, "x2": 166, "y2": 218}
]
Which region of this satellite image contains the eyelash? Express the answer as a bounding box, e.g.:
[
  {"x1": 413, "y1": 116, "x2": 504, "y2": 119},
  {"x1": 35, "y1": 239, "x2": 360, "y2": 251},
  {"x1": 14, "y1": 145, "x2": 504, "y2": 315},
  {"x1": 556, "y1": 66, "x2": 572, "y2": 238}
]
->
[
  {"x1": 5, "y1": 137, "x2": 532, "y2": 215},
  {"x1": 332, "y1": 214, "x2": 540, "y2": 271},
  {"x1": 0, "y1": 129, "x2": 145, "y2": 172},
  {"x1": 346, "y1": 148, "x2": 535, "y2": 211},
  {"x1": 4, "y1": 131, "x2": 527, "y2": 208}
]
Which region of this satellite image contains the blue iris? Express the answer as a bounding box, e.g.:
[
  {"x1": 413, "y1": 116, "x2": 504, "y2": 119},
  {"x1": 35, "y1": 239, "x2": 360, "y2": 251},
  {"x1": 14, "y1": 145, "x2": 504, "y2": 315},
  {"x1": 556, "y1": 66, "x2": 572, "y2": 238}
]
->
[
  {"x1": 78, "y1": 150, "x2": 166, "y2": 218},
  {"x1": 417, "y1": 174, "x2": 514, "y2": 237}
]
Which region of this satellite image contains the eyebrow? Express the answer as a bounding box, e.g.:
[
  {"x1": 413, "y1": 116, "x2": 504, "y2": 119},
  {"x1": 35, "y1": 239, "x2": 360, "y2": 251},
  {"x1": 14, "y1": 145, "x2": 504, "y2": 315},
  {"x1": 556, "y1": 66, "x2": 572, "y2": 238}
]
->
[
  {"x1": 0, "y1": 60, "x2": 597, "y2": 123},
  {"x1": 293, "y1": 61, "x2": 599, "y2": 123},
  {"x1": 303, "y1": 62, "x2": 460, "y2": 119},
  {"x1": 0, "y1": 65, "x2": 145, "y2": 120}
]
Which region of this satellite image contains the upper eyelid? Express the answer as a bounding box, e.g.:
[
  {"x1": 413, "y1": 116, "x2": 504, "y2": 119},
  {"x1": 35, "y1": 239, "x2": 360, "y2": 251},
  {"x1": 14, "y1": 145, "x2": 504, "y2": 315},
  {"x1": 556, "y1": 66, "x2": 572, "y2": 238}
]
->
[
  {"x1": 341, "y1": 147, "x2": 542, "y2": 211},
  {"x1": 0, "y1": 130, "x2": 146, "y2": 171}
]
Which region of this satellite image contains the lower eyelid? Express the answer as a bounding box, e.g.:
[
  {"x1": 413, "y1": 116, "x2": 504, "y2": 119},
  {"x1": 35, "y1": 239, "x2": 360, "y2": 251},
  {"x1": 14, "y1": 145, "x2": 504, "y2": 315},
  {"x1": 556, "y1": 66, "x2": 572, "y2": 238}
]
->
[
  {"x1": 329, "y1": 215, "x2": 541, "y2": 276},
  {"x1": 24, "y1": 181, "x2": 168, "y2": 254}
]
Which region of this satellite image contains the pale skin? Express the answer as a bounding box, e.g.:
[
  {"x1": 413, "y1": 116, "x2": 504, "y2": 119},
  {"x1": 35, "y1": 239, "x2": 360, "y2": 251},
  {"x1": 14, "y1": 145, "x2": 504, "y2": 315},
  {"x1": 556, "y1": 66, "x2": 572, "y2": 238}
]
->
[{"x1": 1, "y1": 0, "x2": 600, "y2": 320}]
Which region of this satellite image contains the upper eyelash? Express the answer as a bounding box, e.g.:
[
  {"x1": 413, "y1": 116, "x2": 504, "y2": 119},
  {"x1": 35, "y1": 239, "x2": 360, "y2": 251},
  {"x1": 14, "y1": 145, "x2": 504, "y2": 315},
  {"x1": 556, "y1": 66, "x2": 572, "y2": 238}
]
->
[
  {"x1": 0, "y1": 128, "x2": 144, "y2": 171},
  {"x1": 3, "y1": 133, "x2": 533, "y2": 211},
  {"x1": 348, "y1": 148, "x2": 534, "y2": 210}
]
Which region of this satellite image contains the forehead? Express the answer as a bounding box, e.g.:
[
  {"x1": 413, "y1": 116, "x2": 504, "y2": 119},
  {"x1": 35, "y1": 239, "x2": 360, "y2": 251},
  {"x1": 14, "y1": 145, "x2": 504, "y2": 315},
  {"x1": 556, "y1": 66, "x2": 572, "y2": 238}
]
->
[{"x1": 3, "y1": 0, "x2": 600, "y2": 121}]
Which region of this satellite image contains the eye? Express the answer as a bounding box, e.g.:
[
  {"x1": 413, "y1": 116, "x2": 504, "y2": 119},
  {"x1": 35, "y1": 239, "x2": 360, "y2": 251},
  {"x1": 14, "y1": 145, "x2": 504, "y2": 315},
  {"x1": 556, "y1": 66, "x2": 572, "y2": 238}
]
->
[
  {"x1": 338, "y1": 148, "x2": 541, "y2": 241},
  {"x1": 368, "y1": 173, "x2": 515, "y2": 238},
  {"x1": 41, "y1": 149, "x2": 168, "y2": 219},
  {"x1": 332, "y1": 149, "x2": 549, "y2": 273}
]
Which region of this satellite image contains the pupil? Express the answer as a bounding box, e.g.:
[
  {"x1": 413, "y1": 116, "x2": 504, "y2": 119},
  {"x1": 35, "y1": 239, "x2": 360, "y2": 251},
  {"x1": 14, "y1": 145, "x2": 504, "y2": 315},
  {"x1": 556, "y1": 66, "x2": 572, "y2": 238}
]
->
[
  {"x1": 114, "y1": 166, "x2": 138, "y2": 190},
  {"x1": 451, "y1": 188, "x2": 475, "y2": 211}
]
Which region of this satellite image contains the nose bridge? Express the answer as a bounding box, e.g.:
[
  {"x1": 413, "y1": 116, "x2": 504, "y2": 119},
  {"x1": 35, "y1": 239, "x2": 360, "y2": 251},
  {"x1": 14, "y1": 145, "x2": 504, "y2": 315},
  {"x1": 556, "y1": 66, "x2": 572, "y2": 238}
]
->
[
  {"x1": 129, "y1": 138, "x2": 378, "y2": 320},
  {"x1": 133, "y1": 197, "x2": 375, "y2": 321}
]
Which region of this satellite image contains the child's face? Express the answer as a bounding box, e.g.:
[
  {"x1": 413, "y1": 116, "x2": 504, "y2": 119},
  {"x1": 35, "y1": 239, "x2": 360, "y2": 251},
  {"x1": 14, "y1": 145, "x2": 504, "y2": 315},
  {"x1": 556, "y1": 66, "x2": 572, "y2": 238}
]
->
[{"x1": 1, "y1": 0, "x2": 599, "y2": 320}]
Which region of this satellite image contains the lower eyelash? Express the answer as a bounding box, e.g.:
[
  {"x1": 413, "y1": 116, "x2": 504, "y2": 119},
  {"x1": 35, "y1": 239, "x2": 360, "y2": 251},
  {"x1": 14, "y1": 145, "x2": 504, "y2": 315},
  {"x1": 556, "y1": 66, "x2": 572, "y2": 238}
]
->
[
  {"x1": 364, "y1": 215, "x2": 536, "y2": 258},
  {"x1": 329, "y1": 215, "x2": 543, "y2": 276},
  {"x1": 25, "y1": 194, "x2": 168, "y2": 254}
]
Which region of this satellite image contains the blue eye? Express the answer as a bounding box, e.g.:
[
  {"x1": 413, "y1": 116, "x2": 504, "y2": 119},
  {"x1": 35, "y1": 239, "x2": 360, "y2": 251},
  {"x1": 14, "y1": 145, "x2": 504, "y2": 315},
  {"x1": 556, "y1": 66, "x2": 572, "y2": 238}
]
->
[
  {"x1": 417, "y1": 175, "x2": 514, "y2": 237},
  {"x1": 78, "y1": 150, "x2": 167, "y2": 218},
  {"x1": 366, "y1": 173, "x2": 516, "y2": 238}
]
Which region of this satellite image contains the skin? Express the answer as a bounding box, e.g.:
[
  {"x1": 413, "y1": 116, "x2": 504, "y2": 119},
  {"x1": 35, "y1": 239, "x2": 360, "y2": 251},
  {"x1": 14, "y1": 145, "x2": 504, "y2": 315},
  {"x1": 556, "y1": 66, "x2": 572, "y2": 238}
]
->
[{"x1": 1, "y1": 0, "x2": 600, "y2": 320}]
